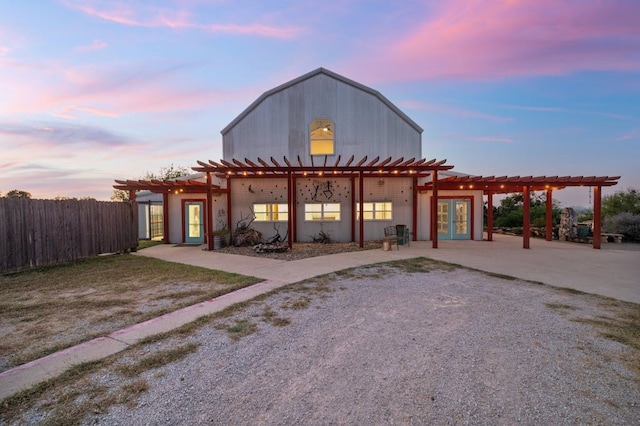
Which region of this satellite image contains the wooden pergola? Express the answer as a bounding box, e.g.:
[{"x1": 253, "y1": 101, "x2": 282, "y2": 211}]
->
[
  {"x1": 419, "y1": 175, "x2": 621, "y2": 249},
  {"x1": 191, "y1": 155, "x2": 454, "y2": 250},
  {"x1": 115, "y1": 158, "x2": 619, "y2": 251},
  {"x1": 114, "y1": 178, "x2": 227, "y2": 245}
]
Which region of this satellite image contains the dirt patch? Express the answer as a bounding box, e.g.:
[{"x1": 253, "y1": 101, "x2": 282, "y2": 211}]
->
[{"x1": 0, "y1": 254, "x2": 259, "y2": 373}]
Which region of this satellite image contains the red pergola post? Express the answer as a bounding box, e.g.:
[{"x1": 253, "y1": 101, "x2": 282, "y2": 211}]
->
[
  {"x1": 287, "y1": 172, "x2": 294, "y2": 249},
  {"x1": 206, "y1": 172, "x2": 214, "y2": 251},
  {"x1": 431, "y1": 170, "x2": 438, "y2": 249},
  {"x1": 226, "y1": 178, "x2": 233, "y2": 233},
  {"x1": 593, "y1": 186, "x2": 602, "y2": 249},
  {"x1": 358, "y1": 171, "x2": 364, "y2": 248},
  {"x1": 412, "y1": 177, "x2": 418, "y2": 241},
  {"x1": 487, "y1": 191, "x2": 494, "y2": 241},
  {"x1": 351, "y1": 177, "x2": 356, "y2": 243},
  {"x1": 523, "y1": 186, "x2": 531, "y2": 249},
  {"x1": 162, "y1": 192, "x2": 169, "y2": 244},
  {"x1": 545, "y1": 189, "x2": 553, "y2": 241}
]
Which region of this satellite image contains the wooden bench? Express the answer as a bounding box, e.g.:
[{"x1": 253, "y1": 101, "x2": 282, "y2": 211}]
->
[{"x1": 383, "y1": 226, "x2": 399, "y2": 251}]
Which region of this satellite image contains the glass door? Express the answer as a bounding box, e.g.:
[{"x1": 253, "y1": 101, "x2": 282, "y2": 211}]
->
[
  {"x1": 184, "y1": 201, "x2": 204, "y2": 244},
  {"x1": 452, "y1": 199, "x2": 471, "y2": 239},
  {"x1": 436, "y1": 199, "x2": 471, "y2": 240}
]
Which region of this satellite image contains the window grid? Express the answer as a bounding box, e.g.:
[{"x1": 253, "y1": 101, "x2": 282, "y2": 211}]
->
[
  {"x1": 304, "y1": 203, "x2": 341, "y2": 221},
  {"x1": 356, "y1": 202, "x2": 393, "y2": 221},
  {"x1": 253, "y1": 203, "x2": 288, "y2": 222}
]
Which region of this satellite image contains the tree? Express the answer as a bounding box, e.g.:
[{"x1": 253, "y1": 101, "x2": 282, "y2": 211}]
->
[
  {"x1": 111, "y1": 164, "x2": 190, "y2": 201},
  {"x1": 602, "y1": 188, "x2": 640, "y2": 217},
  {"x1": 601, "y1": 188, "x2": 640, "y2": 242},
  {"x1": 4, "y1": 189, "x2": 32, "y2": 199},
  {"x1": 493, "y1": 192, "x2": 561, "y2": 228}
]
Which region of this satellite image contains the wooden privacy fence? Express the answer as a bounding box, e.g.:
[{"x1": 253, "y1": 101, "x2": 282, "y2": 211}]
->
[{"x1": 0, "y1": 198, "x2": 138, "y2": 274}]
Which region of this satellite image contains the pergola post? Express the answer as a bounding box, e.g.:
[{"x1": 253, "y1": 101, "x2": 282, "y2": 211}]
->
[
  {"x1": 206, "y1": 172, "x2": 214, "y2": 251},
  {"x1": 287, "y1": 172, "x2": 294, "y2": 249},
  {"x1": 545, "y1": 189, "x2": 553, "y2": 241},
  {"x1": 412, "y1": 177, "x2": 418, "y2": 241},
  {"x1": 162, "y1": 192, "x2": 169, "y2": 244},
  {"x1": 431, "y1": 170, "x2": 438, "y2": 249},
  {"x1": 523, "y1": 186, "x2": 531, "y2": 249},
  {"x1": 358, "y1": 171, "x2": 364, "y2": 248},
  {"x1": 487, "y1": 191, "x2": 494, "y2": 241},
  {"x1": 351, "y1": 177, "x2": 356, "y2": 243},
  {"x1": 593, "y1": 186, "x2": 602, "y2": 249},
  {"x1": 226, "y1": 178, "x2": 232, "y2": 233}
]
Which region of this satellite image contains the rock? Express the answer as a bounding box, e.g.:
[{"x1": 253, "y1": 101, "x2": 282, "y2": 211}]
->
[
  {"x1": 233, "y1": 228, "x2": 262, "y2": 246},
  {"x1": 558, "y1": 208, "x2": 577, "y2": 240}
]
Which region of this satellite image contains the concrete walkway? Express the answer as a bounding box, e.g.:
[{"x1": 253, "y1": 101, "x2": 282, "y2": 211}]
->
[{"x1": 1, "y1": 235, "x2": 638, "y2": 400}]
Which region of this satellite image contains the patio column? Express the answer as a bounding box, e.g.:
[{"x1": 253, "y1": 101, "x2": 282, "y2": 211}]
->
[
  {"x1": 226, "y1": 178, "x2": 233, "y2": 232},
  {"x1": 523, "y1": 185, "x2": 531, "y2": 249},
  {"x1": 487, "y1": 191, "x2": 494, "y2": 241},
  {"x1": 206, "y1": 172, "x2": 214, "y2": 251},
  {"x1": 351, "y1": 177, "x2": 356, "y2": 243},
  {"x1": 162, "y1": 192, "x2": 169, "y2": 244},
  {"x1": 593, "y1": 186, "x2": 602, "y2": 249},
  {"x1": 545, "y1": 189, "x2": 553, "y2": 241},
  {"x1": 412, "y1": 177, "x2": 418, "y2": 241},
  {"x1": 287, "y1": 172, "x2": 294, "y2": 249},
  {"x1": 431, "y1": 170, "x2": 438, "y2": 249},
  {"x1": 358, "y1": 171, "x2": 364, "y2": 248}
]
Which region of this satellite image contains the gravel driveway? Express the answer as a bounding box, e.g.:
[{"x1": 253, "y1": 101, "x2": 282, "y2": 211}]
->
[{"x1": 91, "y1": 262, "x2": 638, "y2": 425}]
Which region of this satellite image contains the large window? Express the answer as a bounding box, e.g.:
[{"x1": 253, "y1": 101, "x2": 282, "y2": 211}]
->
[
  {"x1": 356, "y1": 202, "x2": 393, "y2": 221},
  {"x1": 253, "y1": 203, "x2": 288, "y2": 222},
  {"x1": 310, "y1": 118, "x2": 334, "y2": 155},
  {"x1": 304, "y1": 203, "x2": 341, "y2": 221}
]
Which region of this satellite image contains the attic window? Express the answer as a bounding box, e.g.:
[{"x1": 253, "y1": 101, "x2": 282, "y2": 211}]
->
[{"x1": 310, "y1": 119, "x2": 334, "y2": 155}]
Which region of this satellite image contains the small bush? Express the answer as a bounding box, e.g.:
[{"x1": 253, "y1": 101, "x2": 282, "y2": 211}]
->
[{"x1": 603, "y1": 212, "x2": 640, "y2": 242}]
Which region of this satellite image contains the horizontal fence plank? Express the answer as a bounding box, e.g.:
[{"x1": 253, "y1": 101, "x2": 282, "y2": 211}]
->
[{"x1": 0, "y1": 199, "x2": 138, "y2": 274}]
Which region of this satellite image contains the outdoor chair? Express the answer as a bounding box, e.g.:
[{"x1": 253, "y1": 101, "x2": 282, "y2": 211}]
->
[
  {"x1": 396, "y1": 224, "x2": 410, "y2": 246},
  {"x1": 383, "y1": 226, "x2": 399, "y2": 250}
]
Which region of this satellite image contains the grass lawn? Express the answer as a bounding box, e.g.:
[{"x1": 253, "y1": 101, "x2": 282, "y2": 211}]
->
[{"x1": 0, "y1": 253, "x2": 260, "y2": 372}]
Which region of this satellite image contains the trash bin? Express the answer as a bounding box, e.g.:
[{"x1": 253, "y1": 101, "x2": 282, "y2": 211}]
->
[
  {"x1": 577, "y1": 224, "x2": 589, "y2": 238},
  {"x1": 396, "y1": 224, "x2": 407, "y2": 245}
]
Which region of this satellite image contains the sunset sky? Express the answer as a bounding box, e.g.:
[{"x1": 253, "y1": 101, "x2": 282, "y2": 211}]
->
[{"x1": 1, "y1": 0, "x2": 639, "y2": 207}]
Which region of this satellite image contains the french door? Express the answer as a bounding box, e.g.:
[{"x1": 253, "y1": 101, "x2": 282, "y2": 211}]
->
[{"x1": 437, "y1": 199, "x2": 471, "y2": 240}]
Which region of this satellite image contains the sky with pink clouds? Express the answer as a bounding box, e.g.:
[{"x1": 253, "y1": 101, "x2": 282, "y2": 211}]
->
[{"x1": 1, "y1": 0, "x2": 639, "y2": 208}]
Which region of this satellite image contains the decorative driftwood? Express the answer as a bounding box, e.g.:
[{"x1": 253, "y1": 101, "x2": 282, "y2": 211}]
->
[
  {"x1": 265, "y1": 223, "x2": 288, "y2": 244},
  {"x1": 254, "y1": 243, "x2": 289, "y2": 253}
]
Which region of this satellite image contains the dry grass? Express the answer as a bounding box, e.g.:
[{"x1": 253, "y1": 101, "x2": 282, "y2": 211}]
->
[{"x1": 0, "y1": 254, "x2": 260, "y2": 372}]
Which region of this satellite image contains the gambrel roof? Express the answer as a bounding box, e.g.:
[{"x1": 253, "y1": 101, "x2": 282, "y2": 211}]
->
[{"x1": 221, "y1": 67, "x2": 424, "y2": 135}]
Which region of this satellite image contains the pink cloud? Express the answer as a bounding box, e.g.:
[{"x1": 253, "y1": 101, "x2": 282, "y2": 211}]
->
[
  {"x1": 62, "y1": 0, "x2": 302, "y2": 39},
  {"x1": 74, "y1": 40, "x2": 108, "y2": 53},
  {"x1": 501, "y1": 104, "x2": 635, "y2": 121},
  {"x1": 350, "y1": 0, "x2": 640, "y2": 81},
  {"x1": 402, "y1": 100, "x2": 511, "y2": 122},
  {"x1": 470, "y1": 136, "x2": 513, "y2": 144},
  {"x1": 615, "y1": 129, "x2": 639, "y2": 142},
  {"x1": 54, "y1": 106, "x2": 119, "y2": 119}
]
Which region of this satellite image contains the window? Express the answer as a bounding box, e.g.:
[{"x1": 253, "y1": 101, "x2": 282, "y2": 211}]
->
[
  {"x1": 310, "y1": 118, "x2": 334, "y2": 155},
  {"x1": 253, "y1": 203, "x2": 288, "y2": 222},
  {"x1": 356, "y1": 202, "x2": 393, "y2": 221},
  {"x1": 304, "y1": 203, "x2": 341, "y2": 221}
]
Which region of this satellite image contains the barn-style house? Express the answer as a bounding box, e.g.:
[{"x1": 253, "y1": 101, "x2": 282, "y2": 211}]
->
[{"x1": 115, "y1": 68, "x2": 619, "y2": 250}]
